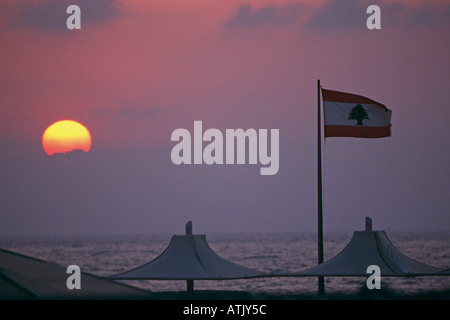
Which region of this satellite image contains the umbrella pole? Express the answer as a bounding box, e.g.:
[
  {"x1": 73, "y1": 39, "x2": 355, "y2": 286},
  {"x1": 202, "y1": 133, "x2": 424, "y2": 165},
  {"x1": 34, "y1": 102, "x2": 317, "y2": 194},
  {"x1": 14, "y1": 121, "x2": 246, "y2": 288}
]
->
[
  {"x1": 187, "y1": 280, "x2": 194, "y2": 292},
  {"x1": 186, "y1": 221, "x2": 194, "y2": 293},
  {"x1": 317, "y1": 79, "x2": 325, "y2": 295}
]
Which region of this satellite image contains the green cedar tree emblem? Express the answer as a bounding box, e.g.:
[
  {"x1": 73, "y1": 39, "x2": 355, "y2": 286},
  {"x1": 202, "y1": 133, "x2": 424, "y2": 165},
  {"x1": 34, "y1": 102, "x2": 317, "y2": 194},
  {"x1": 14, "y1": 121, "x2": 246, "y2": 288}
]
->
[{"x1": 348, "y1": 104, "x2": 370, "y2": 125}]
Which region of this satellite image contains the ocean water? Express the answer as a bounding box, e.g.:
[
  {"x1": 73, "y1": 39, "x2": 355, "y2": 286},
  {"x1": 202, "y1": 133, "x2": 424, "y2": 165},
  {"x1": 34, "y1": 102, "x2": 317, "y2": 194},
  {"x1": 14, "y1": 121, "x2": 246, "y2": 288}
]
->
[{"x1": 1, "y1": 232, "x2": 449, "y2": 296}]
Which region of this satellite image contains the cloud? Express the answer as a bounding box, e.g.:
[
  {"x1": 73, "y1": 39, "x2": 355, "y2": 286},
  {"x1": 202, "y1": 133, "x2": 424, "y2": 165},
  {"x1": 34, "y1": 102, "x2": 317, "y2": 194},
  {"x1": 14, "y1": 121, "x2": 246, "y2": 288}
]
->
[
  {"x1": 305, "y1": 0, "x2": 368, "y2": 31},
  {"x1": 1, "y1": 0, "x2": 120, "y2": 31},
  {"x1": 90, "y1": 106, "x2": 162, "y2": 122},
  {"x1": 91, "y1": 108, "x2": 109, "y2": 118},
  {"x1": 226, "y1": 3, "x2": 304, "y2": 28},
  {"x1": 117, "y1": 107, "x2": 162, "y2": 119},
  {"x1": 305, "y1": 0, "x2": 450, "y2": 31},
  {"x1": 91, "y1": 106, "x2": 162, "y2": 119},
  {"x1": 393, "y1": 2, "x2": 450, "y2": 27}
]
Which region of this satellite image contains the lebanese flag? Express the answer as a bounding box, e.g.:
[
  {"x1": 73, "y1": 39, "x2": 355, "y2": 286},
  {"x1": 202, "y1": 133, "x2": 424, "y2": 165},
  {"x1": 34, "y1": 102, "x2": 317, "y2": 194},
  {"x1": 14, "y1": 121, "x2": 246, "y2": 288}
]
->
[{"x1": 322, "y1": 88, "x2": 392, "y2": 138}]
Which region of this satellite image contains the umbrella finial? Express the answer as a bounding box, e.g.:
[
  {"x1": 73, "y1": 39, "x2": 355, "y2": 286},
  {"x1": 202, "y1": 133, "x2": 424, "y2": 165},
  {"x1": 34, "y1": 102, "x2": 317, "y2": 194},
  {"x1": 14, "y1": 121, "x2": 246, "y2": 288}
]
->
[
  {"x1": 365, "y1": 216, "x2": 372, "y2": 231},
  {"x1": 186, "y1": 221, "x2": 193, "y2": 235}
]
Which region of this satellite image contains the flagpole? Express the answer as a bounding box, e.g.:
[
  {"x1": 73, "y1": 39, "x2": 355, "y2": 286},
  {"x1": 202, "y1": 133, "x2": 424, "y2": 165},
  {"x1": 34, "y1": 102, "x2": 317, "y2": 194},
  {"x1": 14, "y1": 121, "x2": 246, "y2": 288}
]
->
[{"x1": 317, "y1": 79, "x2": 325, "y2": 295}]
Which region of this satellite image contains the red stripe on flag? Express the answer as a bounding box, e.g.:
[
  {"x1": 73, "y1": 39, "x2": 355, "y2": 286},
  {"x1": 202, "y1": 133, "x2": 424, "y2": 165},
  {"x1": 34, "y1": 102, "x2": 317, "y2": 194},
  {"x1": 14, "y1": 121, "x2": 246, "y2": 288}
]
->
[
  {"x1": 322, "y1": 89, "x2": 388, "y2": 112},
  {"x1": 325, "y1": 125, "x2": 391, "y2": 138}
]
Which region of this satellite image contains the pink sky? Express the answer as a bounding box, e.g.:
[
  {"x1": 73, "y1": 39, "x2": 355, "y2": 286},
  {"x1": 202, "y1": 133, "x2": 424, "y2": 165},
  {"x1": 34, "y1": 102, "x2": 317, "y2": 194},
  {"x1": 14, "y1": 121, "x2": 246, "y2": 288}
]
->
[{"x1": 1, "y1": 0, "x2": 449, "y2": 236}]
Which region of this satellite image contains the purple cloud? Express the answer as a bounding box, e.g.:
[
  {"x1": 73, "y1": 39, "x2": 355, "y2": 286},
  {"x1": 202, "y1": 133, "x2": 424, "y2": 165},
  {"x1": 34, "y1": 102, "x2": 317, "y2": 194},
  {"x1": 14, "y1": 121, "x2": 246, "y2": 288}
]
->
[
  {"x1": 226, "y1": 3, "x2": 304, "y2": 28},
  {"x1": 305, "y1": 0, "x2": 450, "y2": 31},
  {"x1": 1, "y1": 0, "x2": 120, "y2": 31}
]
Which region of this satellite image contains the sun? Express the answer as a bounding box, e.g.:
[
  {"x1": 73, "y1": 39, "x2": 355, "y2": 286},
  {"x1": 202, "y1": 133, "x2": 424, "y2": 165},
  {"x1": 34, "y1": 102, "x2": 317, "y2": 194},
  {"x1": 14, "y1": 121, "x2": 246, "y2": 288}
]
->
[{"x1": 42, "y1": 120, "x2": 92, "y2": 156}]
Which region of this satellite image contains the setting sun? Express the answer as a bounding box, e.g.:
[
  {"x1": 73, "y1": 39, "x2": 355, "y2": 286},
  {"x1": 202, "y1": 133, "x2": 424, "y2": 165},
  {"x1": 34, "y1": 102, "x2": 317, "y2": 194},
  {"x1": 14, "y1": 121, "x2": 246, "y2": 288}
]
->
[{"x1": 42, "y1": 120, "x2": 92, "y2": 156}]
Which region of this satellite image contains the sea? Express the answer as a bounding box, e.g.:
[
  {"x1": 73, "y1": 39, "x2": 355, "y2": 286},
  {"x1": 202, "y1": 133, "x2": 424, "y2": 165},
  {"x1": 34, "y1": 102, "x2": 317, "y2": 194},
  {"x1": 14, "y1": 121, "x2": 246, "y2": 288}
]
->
[{"x1": 1, "y1": 231, "x2": 449, "y2": 296}]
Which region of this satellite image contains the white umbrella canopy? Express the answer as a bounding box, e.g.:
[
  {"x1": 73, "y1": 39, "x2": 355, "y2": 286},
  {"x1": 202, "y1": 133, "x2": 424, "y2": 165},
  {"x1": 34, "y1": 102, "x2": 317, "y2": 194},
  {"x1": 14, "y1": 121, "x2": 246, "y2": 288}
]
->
[
  {"x1": 110, "y1": 222, "x2": 264, "y2": 281},
  {"x1": 286, "y1": 217, "x2": 442, "y2": 277}
]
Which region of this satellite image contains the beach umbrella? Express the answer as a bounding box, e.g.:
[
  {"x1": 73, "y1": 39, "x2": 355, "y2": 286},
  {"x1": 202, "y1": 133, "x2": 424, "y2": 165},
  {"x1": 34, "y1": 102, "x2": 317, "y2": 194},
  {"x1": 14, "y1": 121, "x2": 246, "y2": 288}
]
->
[
  {"x1": 285, "y1": 217, "x2": 442, "y2": 277},
  {"x1": 109, "y1": 221, "x2": 264, "y2": 291}
]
